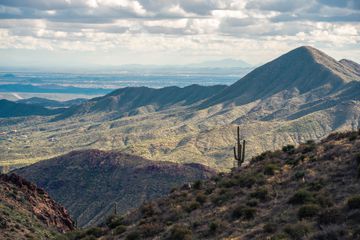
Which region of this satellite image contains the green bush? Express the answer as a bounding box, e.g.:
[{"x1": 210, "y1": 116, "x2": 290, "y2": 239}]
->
[
  {"x1": 167, "y1": 224, "x2": 192, "y2": 240},
  {"x1": 294, "y1": 171, "x2": 305, "y2": 180},
  {"x1": 264, "y1": 163, "x2": 280, "y2": 176},
  {"x1": 231, "y1": 205, "x2": 256, "y2": 220},
  {"x1": 282, "y1": 145, "x2": 295, "y2": 154},
  {"x1": 250, "y1": 188, "x2": 268, "y2": 201},
  {"x1": 355, "y1": 153, "x2": 360, "y2": 165},
  {"x1": 298, "y1": 204, "x2": 320, "y2": 219},
  {"x1": 236, "y1": 173, "x2": 265, "y2": 188},
  {"x1": 140, "y1": 203, "x2": 155, "y2": 217},
  {"x1": 283, "y1": 223, "x2": 310, "y2": 239},
  {"x1": 106, "y1": 215, "x2": 124, "y2": 229},
  {"x1": 126, "y1": 231, "x2": 140, "y2": 240},
  {"x1": 139, "y1": 223, "x2": 163, "y2": 237},
  {"x1": 193, "y1": 180, "x2": 202, "y2": 190},
  {"x1": 263, "y1": 223, "x2": 277, "y2": 233},
  {"x1": 186, "y1": 201, "x2": 200, "y2": 213},
  {"x1": 288, "y1": 190, "x2": 314, "y2": 205},
  {"x1": 0, "y1": 216, "x2": 7, "y2": 229},
  {"x1": 85, "y1": 227, "x2": 106, "y2": 238},
  {"x1": 208, "y1": 221, "x2": 219, "y2": 234},
  {"x1": 246, "y1": 199, "x2": 259, "y2": 207},
  {"x1": 114, "y1": 225, "x2": 127, "y2": 235},
  {"x1": 349, "y1": 132, "x2": 358, "y2": 141},
  {"x1": 317, "y1": 208, "x2": 341, "y2": 225},
  {"x1": 195, "y1": 193, "x2": 207, "y2": 205},
  {"x1": 348, "y1": 195, "x2": 360, "y2": 209}
]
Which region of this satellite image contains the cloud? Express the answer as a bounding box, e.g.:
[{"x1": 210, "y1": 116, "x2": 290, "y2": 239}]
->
[{"x1": 0, "y1": 0, "x2": 359, "y2": 65}]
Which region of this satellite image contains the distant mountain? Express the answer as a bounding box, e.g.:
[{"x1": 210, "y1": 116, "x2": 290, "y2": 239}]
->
[
  {"x1": 0, "y1": 84, "x2": 111, "y2": 95},
  {"x1": 202, "y1": 46, "x2": 360, "y2": 107},
  {"x1": 14, "y1": 150, "x2": 216, "y2": 227},
  {"x1": 17, "y1": 97, "x2": 87, "y2": 108},
  {"x1": 0, "y1": 174, "x2": 74, "y2": 239},
  {"x1": 0, "y1": 99, "x2": 64, "y2": 118},
  {"x1": 189, "y1": 58, "x2": 252, "y2": 68},
  {"x1": 59, "y1": 84, "x2": 226, "y2": 119},
  {"x1": 340, "y1": 59, "x2": 360, "y2": 76},
  {"x1": 65, "y1": 131, "x2": 360, "y2": 240}
]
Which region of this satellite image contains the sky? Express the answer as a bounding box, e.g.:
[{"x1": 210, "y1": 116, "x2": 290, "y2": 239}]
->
[{"x1": 0, "y1": 0, "x2": 359, "y2": 69}]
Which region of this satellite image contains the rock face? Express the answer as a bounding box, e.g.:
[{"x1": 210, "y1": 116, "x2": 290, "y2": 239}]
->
[
  {"x1": 0, "y1": 173, "x2": 74, "y2": 240},
  {"x1": 68, "y1": 130, "x2": 360, "y2": 240},
  {"x1": 14, "y1": 150, "x2": 216, "y2": 227}
]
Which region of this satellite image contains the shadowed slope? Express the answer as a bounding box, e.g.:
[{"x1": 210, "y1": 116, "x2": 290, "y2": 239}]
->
[{"x1": 14, "y1": 150, "x2": 216, "y2": 227}]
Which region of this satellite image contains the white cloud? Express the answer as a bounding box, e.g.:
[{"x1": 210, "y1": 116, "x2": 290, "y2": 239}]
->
[{"x1": 0, "y1": 0, "x2": 359, "y2": 66}]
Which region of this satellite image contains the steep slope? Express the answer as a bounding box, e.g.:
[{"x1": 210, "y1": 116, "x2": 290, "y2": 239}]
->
[
  {"x1": 17, "y1": 97, "x2": 87, "y2": 108},
  {"x1": 59, "y1": 84, "x2": 226, "y2": 119},
  {"x1": 0, "y1": 99, "x2": 64, "y2": 118},
  {"x1": 65, "y1": 130, "x2": 360, "y2": 240},
  {"x1": 14, "y1": 150, "x2": 216, "y2": 227},
  {"x1": 0, "y1": 174, "x2": 74, "y2": 240},
  {"x1": 340, "y1": 59, "x2": 360, "y2": 76},
  {"x1": 202, "y1": 46, "x2": 360, "y2": 107}
]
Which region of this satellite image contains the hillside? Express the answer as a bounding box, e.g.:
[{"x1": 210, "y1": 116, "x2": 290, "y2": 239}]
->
[
  {"x1": 202, "y1": 46, "x2": 360, "y2": 107},
  {"x1": 17, "y1": 97, "x2": 87, "y2": 108},
  {"x1": 0, "y1": 174, "x2": 74, "y2": 240},
  {"x1": 59, "y1": 84, "x2": 226, "y2": 119},
  {"x1": 340, "y1": 59, "x2": 360, "y2": 76},
  {"x1": 63, "y1": 130, "x2": 360, "y2": 240},
  {"x1": 14, "y1": 150, "x2": 216, "y2": 227},
  {"x1": 0, "y1": 99, "x2": 63, "y2": 118},
  {"x1": 1, "y1": 46, "x2": 360, "y2": 171}
]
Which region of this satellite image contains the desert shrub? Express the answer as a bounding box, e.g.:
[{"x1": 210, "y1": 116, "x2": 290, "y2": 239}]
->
[
  {"x1": 167, "y1": 224, "x2": 192, "y2": 240},
  {"x1": 139, "y1": 223, "x2": 163, "y2": 237},
  {"x1": 250, "y1": 188, "x2": 268, "y2": 201},
  {"x1": 285, "y1": 157, "x2": 301, "y2": 166},
  {"x1": 316, "y1": 194, "x2": 333, "y2": 208},
  {"x1": 270, "y1": 233, "x2": 289, "y2": 240},
  {"x1": 317, "y1": 208, "x2": 341, "y2": 225},
  {"x1": 282, "y1": 145, "x2": 295, "y2": 154},
  {"x1": 288, "y1": 190, "x2": 314, "y2": 205},
  {"x1": 311, "y1": 225, "x2": 347, "y2": 240},
  {"x1": 211, "y1": 190, "x2": 233, "y2": 206},
  {"x1": 219, "y1": 178, "x2": 238, "y2": 188},
  {"x1": 264, "y1": 163, "x2": 280, "y2": 176},
  {"x1": 307, "y1": 179, "x2": 325, "y2": 191},
  {"x1": 106, "y1": 215, "x2": 124, "y2": 229},
  {"x1": 0, "y1": 216, "x2": 7, "y2": 229},
  {"x1": 193, "y1": 180, "x2": 202, "y2": 190},
  {"x1": 195, "y1": 193, "x2": 207, "y2": 205},
  {"x1": 231, "y1": 205, "x2": 256, "y2": 220},
  {"x1": 236, "y1": 173, "x2": 265, "y2": 188},
  {"x1": 294, "y1": 170, "x2": 306, "y2": 180},
  {"x1": 126, "y1": 231, "x2": 140, "y2": 240},
  {"x1": 284, "y1": 223, "x2": 310, "y2": 240},
  {"x1": 205, "y1": 187, "x2": 214, "y2": 195},
  {"x1": 348, "y1": 195, "x2": 360, "y2": 209},
  {"x1": 355, "y1": 153, "x2": 360, "y2": 165},
  {"x1": 208, "y1": 221, "x2": 219, "y2": 234},
  {"x1": 349, "y1": 132, "x2": 358, "y2": 141},
  {"x1": 298, "y1": 204, "x2": 320, "y2": 219},
  {"x1": 114, "y1": 225, "x2": 127, "y2": 235},
  {"x1": 185, "y1": 201, "x2": 200, "y2": 213},
  {"x1": 85, "y1": 227, "x2": 106, "y2": 238},
  {"x1": 263, "y1": 223, "x2": 277, "y2": 233},
  {"x1": 140, "y1": 203, "x2": 155, "y2": 217},
  {"x1": 246, "y1": 199, "x2": 259, "y2": 207}
]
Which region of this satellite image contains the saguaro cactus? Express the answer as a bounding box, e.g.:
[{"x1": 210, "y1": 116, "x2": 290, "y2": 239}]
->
[{"x1": 233, "y1": 126, "x2": 246, "y2": 167}]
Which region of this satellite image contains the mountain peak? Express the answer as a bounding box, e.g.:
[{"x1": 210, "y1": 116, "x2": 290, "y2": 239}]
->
[{"x1": 201, "y1": 46, "x2": 360, "y2": 107}]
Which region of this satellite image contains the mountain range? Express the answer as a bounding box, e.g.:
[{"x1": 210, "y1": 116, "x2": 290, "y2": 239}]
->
[{"x1": 0, "y1": 46, "x2": 360, "y2": 171}]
